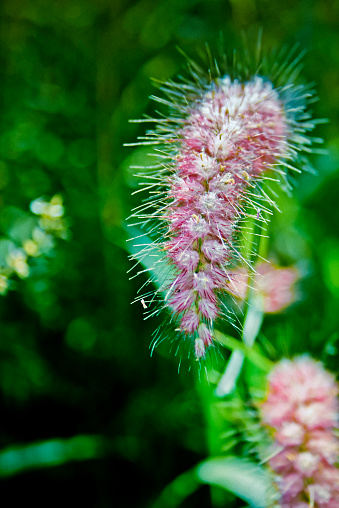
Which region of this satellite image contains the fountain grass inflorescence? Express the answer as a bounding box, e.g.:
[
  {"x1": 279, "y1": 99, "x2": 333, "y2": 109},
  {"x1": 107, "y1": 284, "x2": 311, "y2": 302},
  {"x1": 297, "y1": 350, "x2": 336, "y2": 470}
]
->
[{"x1": 127, "y1": 45, "x2": 320, "y2": 360}]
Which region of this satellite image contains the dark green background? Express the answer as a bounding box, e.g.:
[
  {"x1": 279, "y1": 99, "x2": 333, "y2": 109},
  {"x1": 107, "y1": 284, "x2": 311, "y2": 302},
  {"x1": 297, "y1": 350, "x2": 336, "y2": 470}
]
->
[{"x1": 1, "y1": 0, "x2": 339, "y2": 506}]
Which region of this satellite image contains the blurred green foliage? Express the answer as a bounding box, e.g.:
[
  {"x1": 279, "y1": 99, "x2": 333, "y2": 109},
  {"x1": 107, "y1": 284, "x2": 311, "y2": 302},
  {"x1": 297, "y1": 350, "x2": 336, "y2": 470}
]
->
[
  {"x1": 0, "y1": 435, "x2": 105, "y2": 477},
  {"x1": 0, "y1": 0, "x2": 339, "y2": 507}
]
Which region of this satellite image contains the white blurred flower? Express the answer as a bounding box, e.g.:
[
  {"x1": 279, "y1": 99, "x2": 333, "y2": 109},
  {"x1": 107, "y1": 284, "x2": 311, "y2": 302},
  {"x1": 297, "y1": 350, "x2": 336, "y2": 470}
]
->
[
  {"x1": 6, "y1": 249, "x2": 29, "y2": 278},
  {"x1": 30, "y1": 195, "x2": 68, "y2": 238}
]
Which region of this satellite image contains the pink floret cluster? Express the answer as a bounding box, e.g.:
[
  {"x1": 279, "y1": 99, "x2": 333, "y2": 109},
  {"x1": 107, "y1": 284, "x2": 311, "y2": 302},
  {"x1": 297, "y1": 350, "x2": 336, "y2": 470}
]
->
[
  {"x1": 227, "y1": 262, "x2": 300, "y2": 313},
  {"x1": 164, "y1": 77, "x2": 288, "y2": 358},
  {"x1": 261, "y1": 357, "x2": 339, "y2": 507}
]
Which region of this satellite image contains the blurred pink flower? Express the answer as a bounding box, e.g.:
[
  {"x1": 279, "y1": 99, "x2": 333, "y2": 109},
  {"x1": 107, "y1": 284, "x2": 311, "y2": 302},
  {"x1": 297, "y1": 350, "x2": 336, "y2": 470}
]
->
[
  {"x1": 228, "y1": 262, "x2": 300, "y2": 313},
  {"x1": 261, "y1": 357, "x2": 339, "y2": 507}
]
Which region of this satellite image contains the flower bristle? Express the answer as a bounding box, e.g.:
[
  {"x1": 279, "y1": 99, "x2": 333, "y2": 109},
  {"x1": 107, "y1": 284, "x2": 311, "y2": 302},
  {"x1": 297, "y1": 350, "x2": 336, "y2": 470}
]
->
[{"x1": 127, "y1": 43, "x2": 320, "y2": 361}]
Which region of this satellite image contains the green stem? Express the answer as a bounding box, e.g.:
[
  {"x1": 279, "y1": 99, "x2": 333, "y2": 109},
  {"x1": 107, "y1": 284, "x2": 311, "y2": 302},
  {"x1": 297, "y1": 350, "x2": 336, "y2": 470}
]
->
[
  {"x1": 214, "y1": 304, "x2": 264, "y2": 397},
  {"x1": 215, "y1": 213, "x2": 268, "y2": 397}
]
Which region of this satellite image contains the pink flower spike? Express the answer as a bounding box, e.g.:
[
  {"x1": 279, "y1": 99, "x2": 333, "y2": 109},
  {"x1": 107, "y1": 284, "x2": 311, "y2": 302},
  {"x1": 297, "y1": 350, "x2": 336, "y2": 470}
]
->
[
  {"x1": 260, "y1": 357, "x2": 339, "y2": 506},
  {"x1": 128, "y1": 47, "x2": 320, "y2": 359}
]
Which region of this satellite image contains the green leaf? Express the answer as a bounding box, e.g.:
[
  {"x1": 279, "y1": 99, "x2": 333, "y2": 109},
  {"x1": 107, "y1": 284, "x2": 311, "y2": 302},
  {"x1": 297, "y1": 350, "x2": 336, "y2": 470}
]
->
[
  {"x1": 196, "y1": 456, "x2": 271, "y2": 507},
  {"x1": 0, "y1": 435, "x2": 104, "y2": 477},
  {"x1": 151, "y1": 456, "x2": 272, "y2": 508}
]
